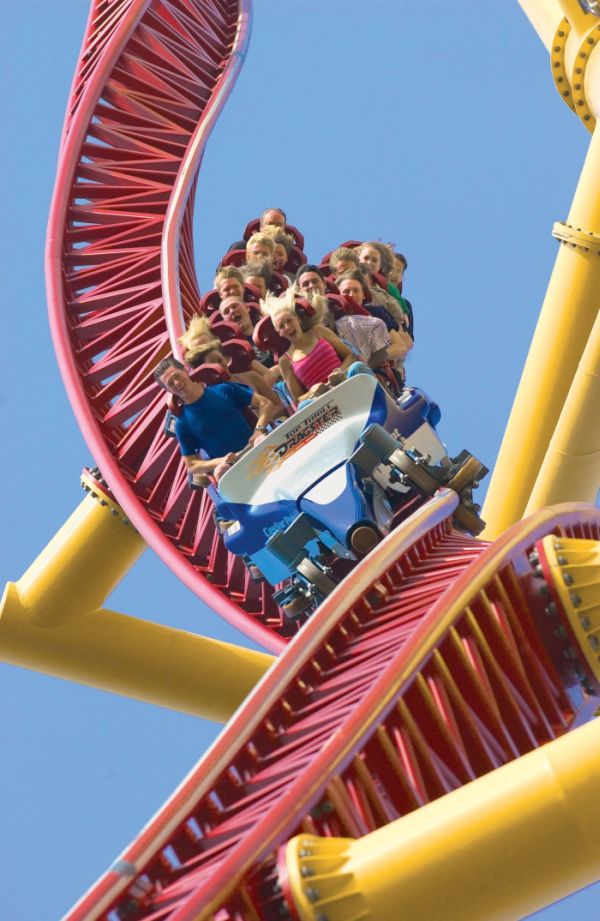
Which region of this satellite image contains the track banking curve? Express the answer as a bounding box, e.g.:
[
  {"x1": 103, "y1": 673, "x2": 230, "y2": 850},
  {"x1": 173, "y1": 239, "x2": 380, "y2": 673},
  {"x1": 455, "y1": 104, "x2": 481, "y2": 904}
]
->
[
  {"x1": 46, "y1": 3, "x2": 600, "y2": 919},
  {"x1": 64, "y1": 492, "x2": 600, "y2": 920},
  {"x1": 44, "y1": 0, "x2": 293, "y2": 654}
]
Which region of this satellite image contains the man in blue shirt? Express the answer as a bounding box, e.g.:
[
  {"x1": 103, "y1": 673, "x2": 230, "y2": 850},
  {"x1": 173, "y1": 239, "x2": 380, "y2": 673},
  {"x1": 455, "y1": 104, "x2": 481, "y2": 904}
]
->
[{"x1": 154, "y1": 357, "x2": 271, "y2": 485}]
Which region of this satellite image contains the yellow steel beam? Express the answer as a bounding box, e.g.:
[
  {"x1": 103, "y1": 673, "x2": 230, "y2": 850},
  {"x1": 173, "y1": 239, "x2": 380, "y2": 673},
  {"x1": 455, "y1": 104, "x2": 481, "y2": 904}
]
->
[
  {"x1": 481, "y1": 126, "x2": 600, "y2": 539},
  {"x1": 557, "y1": 0, "x2": 594, "y2": 42},
  {"x1": 16, "y1": 489, "x2": 145, "y2": 626},
  {"x1": 520, "y1": 1, "x2": 600, "y2": 129},
  {"x1": 525, "y1": 308, "x2": 600, "y2": 512},
  {"x1": 538, "y1": 535, "x2": 600, "y2": 684},
  {"x1": 517, "y1": 0, "x2": 562, "y2": 51},
  {"x1": 0, "y1": 494, "x2": 273, "y2": 720},
  {"x1": 0, "y1": 585, "x2": 272, "y2": 721},
  {"x1": 284, "y1": 718, "x2": 600, "y2": 921}
]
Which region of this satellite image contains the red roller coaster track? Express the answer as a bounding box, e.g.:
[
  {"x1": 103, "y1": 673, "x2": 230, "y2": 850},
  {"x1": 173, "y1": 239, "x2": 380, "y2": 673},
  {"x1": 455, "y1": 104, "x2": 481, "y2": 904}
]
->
[
  {"x1": 46, "y1": 0, "x2": 293, "y2": 654},
  {"x1": 46, "y1": 3, "x2": 600, "y2": 920},
  {"x1": 64, "y1": 494, "x2": 600, "y2": 920}
]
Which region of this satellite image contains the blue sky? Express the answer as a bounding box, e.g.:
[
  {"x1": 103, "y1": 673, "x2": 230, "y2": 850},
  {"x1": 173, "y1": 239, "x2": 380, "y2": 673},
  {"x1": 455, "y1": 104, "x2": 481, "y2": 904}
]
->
[{"x1": 1, "y1": 1, "x2": 599, "y2": 918}]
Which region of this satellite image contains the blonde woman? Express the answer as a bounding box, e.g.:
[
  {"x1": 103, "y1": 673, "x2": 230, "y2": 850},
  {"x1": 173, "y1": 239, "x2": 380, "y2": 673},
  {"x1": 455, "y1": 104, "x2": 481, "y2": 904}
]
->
[{"x1": 263, "y1": 289, "x2": 374, "y2": 406}]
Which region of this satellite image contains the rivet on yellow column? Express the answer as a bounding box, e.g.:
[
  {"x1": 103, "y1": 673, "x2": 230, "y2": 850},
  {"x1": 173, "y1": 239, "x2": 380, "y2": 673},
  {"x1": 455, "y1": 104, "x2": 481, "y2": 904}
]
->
[{"x1": 538, "y1": 535, "x2": 600, "y2": 684}]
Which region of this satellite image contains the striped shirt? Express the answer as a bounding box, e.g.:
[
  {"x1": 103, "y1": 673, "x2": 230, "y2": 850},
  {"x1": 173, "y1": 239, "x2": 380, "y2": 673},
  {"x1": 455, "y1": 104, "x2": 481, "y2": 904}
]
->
[
  {"x1": 291, "y1": 338, "x2": 341, "y2": 390},
  {"x1": 336, "y1": 315, "x2": 390, "y2": 363}
]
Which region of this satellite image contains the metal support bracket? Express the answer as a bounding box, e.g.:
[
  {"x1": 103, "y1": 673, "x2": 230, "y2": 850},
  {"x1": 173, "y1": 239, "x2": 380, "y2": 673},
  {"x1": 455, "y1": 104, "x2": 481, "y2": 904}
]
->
[{"x1": 552, "y1": 219, "x2": 600, "y2": 251}]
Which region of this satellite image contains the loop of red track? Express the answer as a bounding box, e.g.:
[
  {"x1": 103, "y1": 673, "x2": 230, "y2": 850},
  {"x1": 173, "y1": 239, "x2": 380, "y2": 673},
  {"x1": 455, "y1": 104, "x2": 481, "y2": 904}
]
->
[
  {"x1": 45, "y1": 0, "x2": 295, "y2": 653},
  {"x1": 47, "y1": 8, "x2": 600, "y2": 920}
]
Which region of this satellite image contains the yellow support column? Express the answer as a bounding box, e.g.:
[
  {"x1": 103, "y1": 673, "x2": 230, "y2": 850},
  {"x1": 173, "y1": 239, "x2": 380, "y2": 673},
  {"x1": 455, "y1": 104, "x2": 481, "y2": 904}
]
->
[
  {"x1": 284, "y1": 719, "x2": 600, "y2": 921},
  {"x1": 16, "y1": 486, "x2": 146, "y2": 626},
  {"x1": 525, "y1": 308, "x2": 600, "y2": 512},
  {"x1": 516, "y1": 0, "x2": 562, "y2": 51},
  {"x1": 537, "y1": 535, "x2": 600, "y2": 683},
  {"x1": 556, "y1": 0, "x2": 593, "y2": 42},
  {"x1": 0, "y1": 488, "x2": 272, "y2": 720},
  {"x1": 482, "y1": 124, "x2": 600, "y2": 539}
]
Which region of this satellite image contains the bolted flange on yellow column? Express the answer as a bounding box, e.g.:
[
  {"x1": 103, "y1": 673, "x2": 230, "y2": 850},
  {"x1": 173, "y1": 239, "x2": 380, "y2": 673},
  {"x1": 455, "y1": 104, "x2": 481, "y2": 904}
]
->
[
  {"x1": 539, "y1": 535, "x2": 600, "y2": 684},
  {"x1": 281, "y1": 718, "x2": 600, "y2": 921}
]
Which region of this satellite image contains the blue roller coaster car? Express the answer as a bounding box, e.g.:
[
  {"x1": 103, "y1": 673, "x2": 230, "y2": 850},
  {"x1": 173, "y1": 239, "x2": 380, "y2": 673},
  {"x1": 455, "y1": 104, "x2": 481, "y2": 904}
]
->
[{"x1": 213, "y1": 375, "x2": 487, "y2": 619}]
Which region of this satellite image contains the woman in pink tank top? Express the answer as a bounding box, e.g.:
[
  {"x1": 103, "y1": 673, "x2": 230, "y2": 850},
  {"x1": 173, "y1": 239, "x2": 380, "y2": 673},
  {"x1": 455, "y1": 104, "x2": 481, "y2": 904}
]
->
[{"x1": 267, "y1": 294, "x2": 355, "y2": 404}]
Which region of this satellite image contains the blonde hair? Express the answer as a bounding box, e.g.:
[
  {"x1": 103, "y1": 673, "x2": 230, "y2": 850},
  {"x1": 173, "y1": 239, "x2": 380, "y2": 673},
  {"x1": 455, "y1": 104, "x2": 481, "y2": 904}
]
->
[
  {"x1": 214, "y1": 265, "x2": 244, "y2": 289},
  {"x1": 246, "y1": 231, "x2": 275, "y2": 256},
  {"x1": 329, "y1": 246, "x2": 359, "y2": 270},
  {"x1": 262, "y1": 288, "x2": 293, "y2": 319},
  {"x1": 262, "y1": 286, "x2": 324, "y2": 330},
  {"x1": 261, "y1": 225, "x2": 294, "y2": 254},
  {"x1": 184, "y1": 337, "x2": 224, "y2": 368},
  {"x1": 178, "y1": 314, "x2": 212, "y2": 351},
  {"x1": 295, "y1": 287, "x2": 329, "y2": 324}
]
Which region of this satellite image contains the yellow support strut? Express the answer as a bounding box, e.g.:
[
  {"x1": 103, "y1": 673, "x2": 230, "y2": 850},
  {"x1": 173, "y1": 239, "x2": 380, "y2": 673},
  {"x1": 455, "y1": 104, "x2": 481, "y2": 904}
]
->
[
  {"x1": 0, "y1": 493, "x2": 272, "y2": 721},
  {"x1": 284, "y1": 718, "x2": 600, "y2": 921},
  {"x1": 516, "y1": 0, "x2": 562, "y2": 52},
  {"x1": 482, "y1": 124, "x2": 600, "y2": 539},
  {"x1": 525, "y1": 307, "x2": 600, "y2": 513}
]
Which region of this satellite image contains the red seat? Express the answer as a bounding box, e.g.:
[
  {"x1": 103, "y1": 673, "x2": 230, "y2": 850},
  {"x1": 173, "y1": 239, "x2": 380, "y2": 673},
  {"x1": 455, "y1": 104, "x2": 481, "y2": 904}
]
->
[
  {"x1": 243, "y1": 283, "x2": 262, "y2": 303},
  {"x1": 220, "y1": 249, "x2": 246, "y2": 268},
  {"x1": 200, "y1": 289, "x2": 221, "y2": 314},
  {"x1": 252, "y1": 315, "x2": 289, "y2": 361},
  {"x1": 320, "y1": 240, "x2": 363, "y2": 267},
  {"x1": 191, "y1": 364, "x2": 230, "y2": 387},
  {"x1": 222, "y1": 338, "x2": 255, "y2": 374},
  {"x1": 371, "y1": 270, "x2": 389, "y2": 291},
  {"x1": 374, "y1": 363, "x2": 403, "y2": 398},
  {"x1": 243, "y1": 218, "x2": 305, "y2": 251},
  {"x1": 317, "y1": 260, "x2": 342, "y2": 289},
  {"x1": 243, "y1": 218, "x2": 260, "y2": 239},
  {"x1": 209, "y1": 311, "x2": 262, "y2": 341},
  {"x1": 246, "y1": 303, "x2": 262, "y2": 324},
  {"x1": 325, "y1": 294, "x2": 349, "y2": 320},
  {"x1": 333, "y1": 294, "x2": 370, "y2": 318},
  {"x1": 200, "y1": 287, "x2": 261, "y2": 316},
  {"x1": 294, "y1": 296, "x2": 316, "y2": 323},
  {"x1": 285, "y1": 245, "x2": 307, "y2": 274},
  {"x1": 270, "y1": 271, "x2": 289, "y2": 295},
  {"x1": 208, "y1": 320, "x2": 242, "y2": 342}
]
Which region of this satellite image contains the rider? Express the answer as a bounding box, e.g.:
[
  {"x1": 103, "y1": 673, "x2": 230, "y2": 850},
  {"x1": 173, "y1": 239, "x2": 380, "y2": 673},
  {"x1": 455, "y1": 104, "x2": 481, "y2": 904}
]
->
[
  {"x1": 264, "y1": 290, "x2": 374, "y2": 406},
  {"x1": 154, "y1": 356, "x2": 271, "y2": 484}
]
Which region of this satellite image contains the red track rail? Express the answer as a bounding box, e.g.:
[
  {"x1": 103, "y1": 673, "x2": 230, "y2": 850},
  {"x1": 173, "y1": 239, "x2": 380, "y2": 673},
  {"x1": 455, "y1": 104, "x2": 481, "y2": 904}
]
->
[
  {"x1": 45, "y1": 0, "x2": 298, "y2": 654},
  {"x1": 47, "y1": 8, "x2": 600, "y2": 921},
  {"x1": 63, "y1": 494, "x2": 600, "y2": 921}
]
